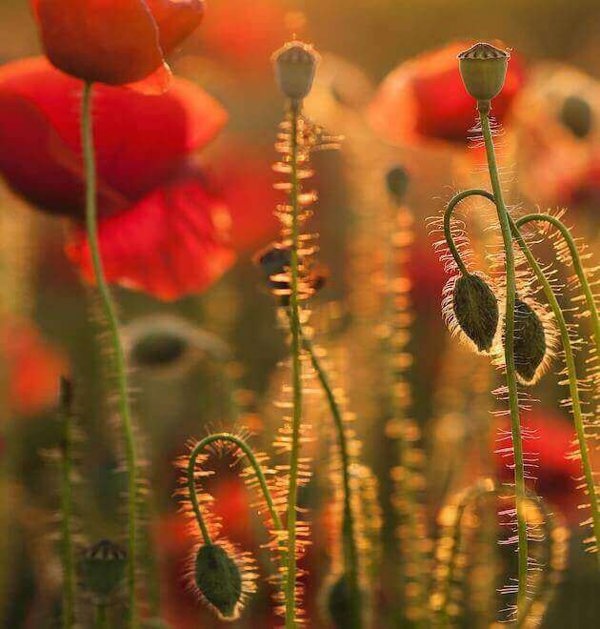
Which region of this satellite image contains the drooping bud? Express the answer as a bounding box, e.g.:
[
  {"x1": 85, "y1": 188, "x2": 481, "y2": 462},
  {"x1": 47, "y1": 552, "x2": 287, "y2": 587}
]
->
[
  {"x1": 194, "y1": 544, "x2": 243, "y2": 620},
  {"x1": 513, "y1": 298, "x2": 547, "y2": 384},
  {"x1": 272, "y1": 41, "x2": 320, "y2": 103},
  {"x1": 326, "y1": 574, "x2": 361, "y2": 629},
  {"x1": 452, "y1": 273, "x2": 499, "y2": 352},
  {"x1": 80, "y1": 540, "x2": 126, "y2": 601},
  {"x1": 458, "y1": 42, "x2": 509, "y2": 105},
  {"x1": 559, "y1": 95, "x2": 593, "y2": 139},
  {"x1": 385, "y1": 166, "x2": 410, "y2": 203}
]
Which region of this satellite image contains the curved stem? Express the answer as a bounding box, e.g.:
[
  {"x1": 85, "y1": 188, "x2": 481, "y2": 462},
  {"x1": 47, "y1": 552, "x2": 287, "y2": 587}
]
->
[
  {"x1": 508, "y1": 217, "x2": 600, "y2": 564},
  {"x1": 82, "y1": 82, "x2": 138, "y2": 627},
  {"x1": 284, "y1": 101, "x2": 303, "y2": 629},
  {"x1": 516, "y1": 214, "x2": 600, "y2": 365},
  {"x1": 299, "y1": 327, "x2": 361, "y2": 624},
  {"x1": 478, "y1": 108, "x2": 528, "y2": 621},
  {"x1": 186, "y1": 432, "x2": 284, "y2": 546}
]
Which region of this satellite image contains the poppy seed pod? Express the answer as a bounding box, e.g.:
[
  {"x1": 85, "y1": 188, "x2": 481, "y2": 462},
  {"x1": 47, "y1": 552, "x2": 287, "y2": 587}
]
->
[
  {"x1": 80, "y1": 540, "x2": 126, "y2": 601},
  {"x1": 513, "y1": 298, "x2": 547, "y2": 384},
  {"x1": 559, "y1": 95, "x2": 593, "y2": 139},
  {"x1": 458, "y1": 42, "x2": 509, "y2": 104},
  {"x1": 194, "y1": 544, "x2": 243, "y2": 620},
  {"x1": 326, "y1": 574, "x2": 361, "y2": 629},
  {"x1": 385, "y1": 166, "x2": 410, "y2": 203},
  {"x1": 272, "y1": 41, "x2": 319, "y2": 103},
  {"x1": 452, "y1": 273, "x2": 499, "y2": 352}
]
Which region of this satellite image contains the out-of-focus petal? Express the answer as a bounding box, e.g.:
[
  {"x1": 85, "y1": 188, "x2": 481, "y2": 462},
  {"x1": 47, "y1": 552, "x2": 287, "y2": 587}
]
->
[
  {"x1": 65, "y1": 174, "x2": 236, "y2": 300},
  {"x1": 146, "y1": 0, "x2": 205, "y2": 56}
]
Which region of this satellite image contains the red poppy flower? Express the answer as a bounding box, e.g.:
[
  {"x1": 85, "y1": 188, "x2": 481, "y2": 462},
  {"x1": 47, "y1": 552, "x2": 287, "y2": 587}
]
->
[
  {"x1": 368, "y1": 41, "x2": 526, "y2": 146},
  {"x1": 0, "y1": 57, "x2": 234, "y2": 301},
  {"x1": 0, "y1": 317, "x2": 68, "y2": 417},
  {"x1": 31, "y1": 0, "x2": 205, "y2": 92}
]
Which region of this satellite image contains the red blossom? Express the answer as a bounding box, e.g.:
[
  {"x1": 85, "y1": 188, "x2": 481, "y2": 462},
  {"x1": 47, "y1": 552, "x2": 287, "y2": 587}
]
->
[
  {"x1": 368, "y1": 41, "x2": 526, "y2": 146},
  {"x1": 31, "y1": 0, "x2": 205, "y2": 91},
  {"x1": 0, "y1": 57, "x2": 234, "y2": 301}
]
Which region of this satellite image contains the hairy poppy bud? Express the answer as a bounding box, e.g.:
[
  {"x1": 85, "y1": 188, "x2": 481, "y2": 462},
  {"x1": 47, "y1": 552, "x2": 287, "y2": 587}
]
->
[
  {"x1": 559, "y1": 95, "x2": 593, "y2": 139},
  {"x1": 273, "y1": 41, "x2": 319, "y2": 103},
  {"x1": 386, "y1": 166, "x2": 410, "y2": 203},
  {"x1": 513, "y1": 299, "x2": 547, "y2": 384},
  {"x1": 194, "y1": 544, "x2": 243, "y2": 620},
  {"x1": 80, "y1": 540, "x2": 126, "y2": 601},
  {"x1": 452, "y1": 274, "x2": 499, "y2": 352},
  {"x1": 326, "y1": 574, "x2": 361, "y2": 629},
  {"x1": 458, "y1": 43, "x2": 509, "y2": 105}
]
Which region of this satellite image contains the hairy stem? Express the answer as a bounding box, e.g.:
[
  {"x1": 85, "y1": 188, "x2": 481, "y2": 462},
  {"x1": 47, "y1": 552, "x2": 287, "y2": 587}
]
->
[{"x1": 82, "y1": 82, "x2": 138, "y2": 627}]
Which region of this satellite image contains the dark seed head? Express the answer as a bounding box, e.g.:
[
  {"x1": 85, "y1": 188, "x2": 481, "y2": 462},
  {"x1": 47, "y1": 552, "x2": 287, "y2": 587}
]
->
[
  {"x1": 559, "y1": 95, "x2": 593, "y2": 139},
  {"x1": 326, "y1": 574, "x2": 361, "y2": 629},
  {"x1": 452, "y1": 274, "x2": 499, "y2": 352},
  {"x1": 385, "y1": 166, "x2": 410, "y2": 203},
  {"x1": 513, "y1": 299, "x2": 547, "y2": 384},
  {"x1": 458, "y1": 42, "x2": 509, "y2": 103},
  {"x1": 195, "y1": 544, "x2": 242, "y2": 620},
  {"x1": 80, "y1": 540, "x2": 126, "y2": 601},
  {"x1": 130, "y1": 332, "x2": 187, "y2": 369},
  {"x1": 272, "y1": 41, "x2": 319, "y2": 102}
]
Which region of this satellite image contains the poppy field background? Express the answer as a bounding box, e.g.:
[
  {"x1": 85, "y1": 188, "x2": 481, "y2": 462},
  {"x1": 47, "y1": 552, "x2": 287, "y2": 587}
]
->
[{"x1": 1, "y1": 0, "x2": 600, "y2": 627}]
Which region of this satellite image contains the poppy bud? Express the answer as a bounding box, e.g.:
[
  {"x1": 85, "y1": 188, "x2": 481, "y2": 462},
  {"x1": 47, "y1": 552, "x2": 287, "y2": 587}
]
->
[
  {"x1": 386, "y1": 166, "x2": 410, "y2": 203},
  {"x1": 559, "y1": 95, "x2": 593, "y2": 139},
  {"x1": 326, "y1": 574, "x2": 361, "y2": 629},
  {"x1": 513, "y1": 299, "x2": 547, "y2": 384},
  {"x1": 452, "y1": 274, "x2": 499, "y2": 352},
  {"x1": 80, "y1": 540, "x2": 126, "y2": 601},
  {"x1": 273, "y1": 41, "x2": 319, "y2": 103},
  {"x1": 194, "y1": 544, "x2": 243, "y2": 620},
  {"x1": 458, "y1": 43, "x2": 509, "y2": 105}
]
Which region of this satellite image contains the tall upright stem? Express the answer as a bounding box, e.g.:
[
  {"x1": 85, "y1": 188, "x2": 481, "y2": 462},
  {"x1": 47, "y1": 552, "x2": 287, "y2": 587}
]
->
[
  {"x1": 479, "y1": 107, "x2": 528, "y2": 620},
  {"x1": 81, "y1": 82, "x2": 138, "y2": 627},
  {"x1": 284, "y1": 101, "x2": 303, "y2": 629}
]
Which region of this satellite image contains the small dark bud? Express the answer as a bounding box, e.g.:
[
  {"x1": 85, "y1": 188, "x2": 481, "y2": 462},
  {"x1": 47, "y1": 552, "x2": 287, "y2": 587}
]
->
[
  {"x1": 130, "y1": 332, "x2": 187, "y2": 369},
  {"x1": 513, "y1": 299, "x2": 547, "y2": 384},
  {"x1": 385, "y1": 166, "x2": 410, "y2": 202},
  {"x1": 453, "y1": 274, "x2": 499, "y2": 352},
  {"x1": 559, "y1": 95, "x2": 593, "y2": 139},
  {"x1": 327, "y1": 574, "x2": 361, "y2": 629},
  {"x1": 458, "y1": 42, "x2": 509, "y2": 104},
  {"x1": 195, "y1": 544, "x2": 243, "y2": 620},
  {"x1": 59, "y1": 376, "x2": 74, "y2": 409},
  {"x1": 80, "y1": 540, "x2": 126, "y2": 601},
  {"x1": 272, "y1": 41, "x2": 319, "y2": 102}
]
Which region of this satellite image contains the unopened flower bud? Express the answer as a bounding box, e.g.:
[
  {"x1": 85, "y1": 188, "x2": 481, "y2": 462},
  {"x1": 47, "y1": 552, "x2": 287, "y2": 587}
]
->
[
  {"x1": 513, "y1": 298, "x2": 547, "y2": 384},
  {"x1": 273, "y1": 41, "x2": 319, "y2": 103},
  {"x1": 458, "y1": 42, "x2": 509, "y2": 105},
  {"x1": 385, "y1": 166, "x2": 410, "y2": 203},
  {"x1": 194, "y1": 544, "x2": 243, "y2": 620},
  {"x1": 452, "y1": 273, "x2": 499, "y2": 352},
  {"x1": 80, "y1": 540, "x2": 126, "y2": 601},
  {"x1": 559, "y1": 95, "x2": 593, "y2": 139}
]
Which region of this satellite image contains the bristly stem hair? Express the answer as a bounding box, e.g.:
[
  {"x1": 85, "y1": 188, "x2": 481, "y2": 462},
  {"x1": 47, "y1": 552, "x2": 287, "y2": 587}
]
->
[{"x1": 82, "y1": 82, "x2": 138, "y2": 627}]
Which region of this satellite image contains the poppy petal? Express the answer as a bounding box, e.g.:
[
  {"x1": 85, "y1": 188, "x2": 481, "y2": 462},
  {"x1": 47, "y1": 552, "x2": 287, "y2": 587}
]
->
[
  {"x1": 145, "y1": 0, "x2": 205, "y2": 56},
  {"x1": 65, "y1": 174, "x2": 236, "y2": 300}
]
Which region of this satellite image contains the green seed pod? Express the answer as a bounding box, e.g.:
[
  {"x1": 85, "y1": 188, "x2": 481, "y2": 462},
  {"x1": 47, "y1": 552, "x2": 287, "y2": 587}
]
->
[
  {"x1": 385, "y1": 166, "x2": 410, "y2": 203},
  {"x1": 80, "y1": 540, "x2": 126, "y2": 601},
  {"x1": 559, "y1": 95, "x2": 593, "y2": 139},
  {"x1": 326, "y1": 574, "x2": 362, "y2": 629},
  {"x1": 195, "y1": 544, "x2": 242, "y2": 620},
  {"x1": 272, "y1": 41, "x2": 320, "y2": 103},
  {"x1": 458, "y1": 42, "x2": 509, "y2": 104},
  {"x1": 513, "y1": 298, "x2": 547, "y2": 384},
  {"x1": 452, "y1": 274, "x2": 499, "y2": 352}
]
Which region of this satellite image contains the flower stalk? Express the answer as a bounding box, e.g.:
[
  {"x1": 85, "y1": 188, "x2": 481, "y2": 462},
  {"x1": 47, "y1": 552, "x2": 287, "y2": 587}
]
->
[{"x1": 81, "y1": 82, "x2": 138, "y2": 627}]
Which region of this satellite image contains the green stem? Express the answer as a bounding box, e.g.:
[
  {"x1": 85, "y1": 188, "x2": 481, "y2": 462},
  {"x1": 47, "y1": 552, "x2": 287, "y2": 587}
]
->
[
  {"x1": 508, "y1": 217, "x2": 600, "y2": 564},
  {"x1": 298, "y1": 327, "x2": 361, "y2": 625},
  {"x1": 284, "y1": 101, "x2": 303, "y2": 629},
  {"x1": 59, "y1": 378, "x2": 75, "y2": 629},
  {"x1": 186, "y1": 433, "x2": 284, "y2": 545},
  {"x1": 95, "y1": 603, "x2": 109, "y2": 629},
  {"x1": 81, "y1": 82, "x2": 138, "y2": 627},
  {"x1": 478, "y1": 107, "x2": 528, "y2": 621}
]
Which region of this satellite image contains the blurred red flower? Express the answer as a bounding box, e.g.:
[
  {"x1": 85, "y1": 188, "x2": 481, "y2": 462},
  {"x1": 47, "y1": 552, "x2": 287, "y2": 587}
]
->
[
  {"x1": 0, "y1": 317, "x2": 68, "y2": 417},
  {"x1": 368, "y1": 41, "x2": 526, "y2": 146},
  {"x1": 0, "y1": 57, "x2": 235, "y2": 301},
  {"x1": 31, "y1": 0, "x2": 204, "y2": 92}
]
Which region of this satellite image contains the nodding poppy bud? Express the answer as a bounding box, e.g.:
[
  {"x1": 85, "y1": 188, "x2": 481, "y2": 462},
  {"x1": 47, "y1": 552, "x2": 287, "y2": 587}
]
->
[
  {"x1": 194, "y1": 544, "x2": 243, "y2": 620},
  {"x1": 326, "y1": 574, "x2": 361, "y2": 629},
  {"x1": 80, "y1": 540, "x2": 126, "y2": 601},
  {"x1": 272, "y1": 41, "x2": 319, "y2": 103},
  {"x1": 559, "y1": 95, "x2": 593, "y2": 139},
  {"x1": 452, "y1": 274, "x2": 499, "y2": 352},
  {"x1": 513, "y1": 298, "x2": 547, "y2": 384},
  {"x1": 385, "y1": 166, "x2": 410, "y2": 203},
  {"x1": 458, "y1": 43, "x2": 509, "y2": 105}
]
